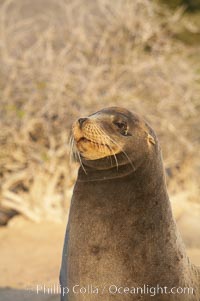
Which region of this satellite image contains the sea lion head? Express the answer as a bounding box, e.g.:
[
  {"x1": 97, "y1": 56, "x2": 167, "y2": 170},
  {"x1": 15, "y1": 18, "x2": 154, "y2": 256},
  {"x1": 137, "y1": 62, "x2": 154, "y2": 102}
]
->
[{"x1": 72, "y1": 107, "x2": 157, "y2": 171}]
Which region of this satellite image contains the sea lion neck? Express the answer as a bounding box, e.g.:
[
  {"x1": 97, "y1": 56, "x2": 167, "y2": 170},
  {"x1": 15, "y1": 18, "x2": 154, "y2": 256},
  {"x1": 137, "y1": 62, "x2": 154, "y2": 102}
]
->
[
  {"x1": 77, "y1": 162, "x2": 136, "y2": 182},
  {"x1": 77, "y1": 148, "x2": 164, "y2": 185}
]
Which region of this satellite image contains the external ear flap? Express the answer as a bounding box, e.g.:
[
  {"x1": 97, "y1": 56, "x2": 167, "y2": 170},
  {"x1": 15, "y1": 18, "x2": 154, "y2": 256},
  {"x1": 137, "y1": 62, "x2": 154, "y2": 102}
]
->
[{"x1": 147, "y1": 133, "x2": 156, "y2": 145}]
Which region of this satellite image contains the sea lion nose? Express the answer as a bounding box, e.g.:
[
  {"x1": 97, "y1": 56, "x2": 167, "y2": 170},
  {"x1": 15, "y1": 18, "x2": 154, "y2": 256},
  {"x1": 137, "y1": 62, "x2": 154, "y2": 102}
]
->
[{"x1": 78, "y1": 117, "x2": 87, "y2": 127}]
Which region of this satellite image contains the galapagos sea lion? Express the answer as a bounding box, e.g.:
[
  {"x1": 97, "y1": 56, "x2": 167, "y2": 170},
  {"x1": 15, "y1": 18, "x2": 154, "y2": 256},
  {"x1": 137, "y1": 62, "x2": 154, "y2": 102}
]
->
[{"x1": 60, "y1": 107, "x2": 200, "y2": 301}]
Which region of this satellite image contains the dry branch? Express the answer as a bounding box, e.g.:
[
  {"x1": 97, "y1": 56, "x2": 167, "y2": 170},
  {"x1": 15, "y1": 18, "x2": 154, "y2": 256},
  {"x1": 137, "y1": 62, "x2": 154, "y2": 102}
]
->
[{"x1": 0, "y1": 0, "x2": 199, "y2": 221}]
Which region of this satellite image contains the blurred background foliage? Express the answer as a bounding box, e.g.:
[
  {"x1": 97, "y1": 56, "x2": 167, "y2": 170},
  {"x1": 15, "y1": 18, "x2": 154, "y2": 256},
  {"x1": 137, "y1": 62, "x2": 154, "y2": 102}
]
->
[
  {"x1": 160, "y1": 0, "x2": 200, "y2": 11},
  {"x1": 0, "y1": 0, "x2": 199, "y2": 223}
]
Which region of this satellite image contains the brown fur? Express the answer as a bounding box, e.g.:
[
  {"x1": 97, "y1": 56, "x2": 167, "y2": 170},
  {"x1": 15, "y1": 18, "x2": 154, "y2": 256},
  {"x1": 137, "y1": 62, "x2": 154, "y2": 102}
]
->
[{"x1": 60, "y1": 107, "x2": 200, "y2": 301}]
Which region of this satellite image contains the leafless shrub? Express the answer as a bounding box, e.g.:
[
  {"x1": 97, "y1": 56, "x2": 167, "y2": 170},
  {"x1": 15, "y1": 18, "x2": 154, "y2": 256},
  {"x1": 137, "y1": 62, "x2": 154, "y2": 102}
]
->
[{"x1": 0, "y1": 0, "x2": 199, "y2": 221}]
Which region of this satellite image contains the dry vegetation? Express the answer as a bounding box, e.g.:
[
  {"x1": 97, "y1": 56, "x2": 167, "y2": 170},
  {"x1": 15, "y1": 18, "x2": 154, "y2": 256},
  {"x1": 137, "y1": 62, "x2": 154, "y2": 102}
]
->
[{"x1": 0, "y1": 0, "x2": 199, "y2": 221}]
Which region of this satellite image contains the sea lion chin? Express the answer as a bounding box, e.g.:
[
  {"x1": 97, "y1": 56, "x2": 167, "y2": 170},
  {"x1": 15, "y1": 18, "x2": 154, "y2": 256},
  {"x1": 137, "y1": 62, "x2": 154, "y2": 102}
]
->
[{"x1": 60, "y1": 107, "x2": 200, "y2": 301}]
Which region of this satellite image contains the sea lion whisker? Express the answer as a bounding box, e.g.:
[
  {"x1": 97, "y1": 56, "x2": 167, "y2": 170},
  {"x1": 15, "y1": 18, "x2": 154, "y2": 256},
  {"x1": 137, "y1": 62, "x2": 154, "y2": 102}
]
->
[
  {"x1": 70, "y1": 133, "x2": 87, "y2": 174},
  {"x1": 118, "y1": 148, "x2": 136, "y2": 171},
  {"x1": 92, "y1": 124, "x2": 119, "y2": 170},
  {"x1": 106, "y1": 144, "x2": 119, "y2": 170},
  {"x1": 112, "y1": 151, "x2": 119, "y2": 170},
  {"x1": 70, "y1": 135, "x2": 79, "y2": 163},
  {"x1": 69, "y1": 134, "x2": 74, "y2": 163},
  {"x1": 88, "y1": 123, "x2": 132, "y2": 170},
  {"x1": 77, "y1": 151, "x2": 87, "y2": 175},
  {"x1": 98, "y1": 125, "x2": 134, "y2": 171},
  {"x1": 69, "y1": 134, "x2": 73, "y2": 163},
  {"x1": 90, "y1": 125, "x2": 116, "y2": 168},
  {"x1": 73, "y1": 139, "x2": 80, "y2": 163}
]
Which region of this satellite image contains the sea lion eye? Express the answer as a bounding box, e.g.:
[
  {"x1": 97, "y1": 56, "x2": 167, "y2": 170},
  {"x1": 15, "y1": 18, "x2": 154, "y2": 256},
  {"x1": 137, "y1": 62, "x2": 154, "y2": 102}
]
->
[
  {"x1": 115, "y1": 122, "x2": 126, "y2": 129},
  {"x1": 114, "y1": 121, "x2": 129, "y2": 136}
]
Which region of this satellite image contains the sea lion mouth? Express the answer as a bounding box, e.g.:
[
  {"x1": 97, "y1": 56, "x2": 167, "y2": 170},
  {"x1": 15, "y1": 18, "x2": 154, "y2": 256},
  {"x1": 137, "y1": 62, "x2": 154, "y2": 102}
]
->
[
  {"x1": 77, "y1": 136, "x2": 110, "y2": 148},
  {"x1": 76, "y1": 134, "x2": 117, "y2": 161},
  {"x1": 72, "y1": 117, "x2": 123, "y2": 160}
]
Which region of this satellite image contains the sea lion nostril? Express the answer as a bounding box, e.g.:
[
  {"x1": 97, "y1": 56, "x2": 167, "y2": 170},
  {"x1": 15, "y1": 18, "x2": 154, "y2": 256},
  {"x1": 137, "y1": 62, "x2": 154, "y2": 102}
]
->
[{"x1": 78, "y1": 117, "x2": 87, "y2": 127}]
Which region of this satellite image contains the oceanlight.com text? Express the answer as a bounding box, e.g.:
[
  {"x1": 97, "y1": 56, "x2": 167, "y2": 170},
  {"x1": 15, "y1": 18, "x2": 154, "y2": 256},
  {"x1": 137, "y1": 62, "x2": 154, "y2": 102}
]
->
[{"x1": 27, "y1": 283, "x2": 194, "y2": 297}]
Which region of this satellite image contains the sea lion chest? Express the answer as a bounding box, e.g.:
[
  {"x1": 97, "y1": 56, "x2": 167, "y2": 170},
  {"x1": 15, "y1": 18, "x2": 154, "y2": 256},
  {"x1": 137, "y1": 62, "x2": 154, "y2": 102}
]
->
[{"x1": 65, "y1": 176, "x2": 178, "y2": 299}]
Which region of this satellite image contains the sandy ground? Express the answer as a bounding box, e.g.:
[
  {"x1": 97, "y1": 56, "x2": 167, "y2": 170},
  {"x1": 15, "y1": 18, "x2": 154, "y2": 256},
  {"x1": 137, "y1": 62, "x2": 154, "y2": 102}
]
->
[
  {"x1": 0, "y1": 211, "x2": 200, "y2": 301},
  {"x1": 0, "y1": 217, "x2": 66, "y2": 301}
]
